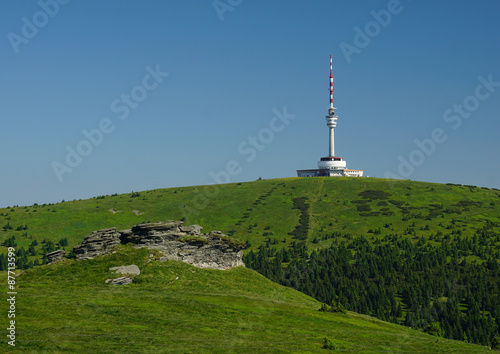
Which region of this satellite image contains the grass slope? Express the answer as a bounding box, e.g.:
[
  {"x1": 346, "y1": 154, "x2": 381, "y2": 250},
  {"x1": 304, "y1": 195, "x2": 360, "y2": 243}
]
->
[
  {"x1": 3, "y1": 245, "x2": 491, "y2": 353},
  {"x1": 1, "y1": 177, "x2": 499, "y2": 256}
]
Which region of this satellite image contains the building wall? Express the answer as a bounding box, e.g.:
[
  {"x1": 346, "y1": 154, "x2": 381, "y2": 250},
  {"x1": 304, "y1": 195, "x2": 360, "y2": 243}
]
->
[
  {"x1": 297, "y1": 169, "x2": 364, "y2": 177},
  {"x1": 343, "y1": 169, "x2": 364, "y2": 177},
  {"x1": 297, "y1": 170, "x2": 320, "y2": 177}
]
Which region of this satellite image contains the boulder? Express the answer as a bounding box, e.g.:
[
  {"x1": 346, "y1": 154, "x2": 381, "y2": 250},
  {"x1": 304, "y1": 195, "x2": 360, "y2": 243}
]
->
[
  {"x1": 109, "y1": 265, "x2": 140, "y2": 276},
  {"x1": 131, "y1": 220, "x2": 183, "y2": 235},
  {"x1": 46, "y1": 250, "x2": 65, "y2": 264},
  {"x1": 108, "y1": 277, "x2": 132, "y2": 285},
  {"x1": 73, "y1": 227, "x2": 121, "y2": 260},
  {"x1": 120, "y1": 221, "x2": 185, "y2": 245}
]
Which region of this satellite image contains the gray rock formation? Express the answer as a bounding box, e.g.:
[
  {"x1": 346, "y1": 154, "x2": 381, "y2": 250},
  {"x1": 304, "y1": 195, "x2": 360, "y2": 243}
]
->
[
  {"x1": 109, "y1": 265, "x2": 140, "y2": 276},
  {"x1": 73, "y1": 228, "x2": 121, "y2": 260},
  {"x1": 106, "y1": 277, "x2": 132, "y2": 285},
  {"x1": 46, "y1": 250, "x2": 66, "y2": 264},
  {"x1": 180, "y1": 224, "x2": 203, "y2": 235},
  {"x1": 155, "y1": 230, "x2": 245, "y2": 269},
  {"x1": 73, "y1": 221, "x2": 245, "y2": 270},
  {"x1": 105, "y1": 265, "x2": 140, "y2": 285}
]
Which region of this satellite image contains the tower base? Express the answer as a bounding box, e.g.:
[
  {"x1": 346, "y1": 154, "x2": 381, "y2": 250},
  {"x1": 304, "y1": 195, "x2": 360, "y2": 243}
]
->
[
  {"x1": 296, "y1": 168, "x2": 364, "y2": 177},
  {"x1": 297, "y1": 156, "x2": 363, "y2": 177}
]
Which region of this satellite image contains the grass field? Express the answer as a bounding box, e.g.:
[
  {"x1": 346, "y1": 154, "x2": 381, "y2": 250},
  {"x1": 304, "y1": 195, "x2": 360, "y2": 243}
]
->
[
  {"x1": 1, "y1": 177, "x2": 499, "y2": 257},
  {"x1": 2, "y1": 245, "x2": 492, "y2": 353},
  {"x1": 1, "y1": 177, "x2": 499, "y2": 351}
]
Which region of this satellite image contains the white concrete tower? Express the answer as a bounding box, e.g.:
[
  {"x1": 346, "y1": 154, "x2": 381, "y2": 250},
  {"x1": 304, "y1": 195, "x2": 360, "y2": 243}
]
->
[
  {"x1": 297, "y1": 54, "x2": 364, "y2": 178},
  {"x1": 326, "y1": 54, "x2": 337, "y2": 157},
  {"x1": 317, "y1": 55, "x2": 346, "y2": 174}
]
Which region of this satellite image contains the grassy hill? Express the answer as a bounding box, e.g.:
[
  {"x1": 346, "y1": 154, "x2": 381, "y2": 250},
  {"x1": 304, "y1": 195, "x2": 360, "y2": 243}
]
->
[
  {"x1": 2, "y1": 244, "x2": 492, "y2": 353},
  {"x1": 1, "y1": 177, "x2": 499, "y2": 253},
  {"x1": 1, "y1": 177, "x2": 499, "y2": 350}
]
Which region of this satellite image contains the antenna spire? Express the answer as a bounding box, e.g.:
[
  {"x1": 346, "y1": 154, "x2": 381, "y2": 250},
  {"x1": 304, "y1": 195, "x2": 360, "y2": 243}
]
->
[{"x1": 329, "y1": 55, "x2": 334, "y2": 108}]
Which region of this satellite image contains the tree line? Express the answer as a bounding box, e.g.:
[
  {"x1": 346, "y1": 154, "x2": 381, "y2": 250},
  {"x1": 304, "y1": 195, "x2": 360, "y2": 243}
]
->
[{"x1": 243, "y1": 231, "x2": 500, "y2": 346}]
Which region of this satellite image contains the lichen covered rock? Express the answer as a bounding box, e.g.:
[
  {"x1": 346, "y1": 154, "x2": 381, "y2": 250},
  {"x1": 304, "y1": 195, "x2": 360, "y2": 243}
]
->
[
  {"x1": 73, "y1": 221, "x2": 245, "y2": 270},
  {"x1": 46, "y1": 249, "x2": 66, "y2": 264},
  {"x1": 73, "y1": 227, "x2": 121, "y2": 260}
]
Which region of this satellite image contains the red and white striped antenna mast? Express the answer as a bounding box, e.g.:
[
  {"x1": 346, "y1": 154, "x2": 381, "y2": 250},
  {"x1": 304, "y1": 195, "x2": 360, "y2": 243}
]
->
[
  {"x1": 329, "y1": 54, "x2": 334, "y2": 109},
  {"x1": 325, "y1": 54, "x2": 338, "y2": 157}
]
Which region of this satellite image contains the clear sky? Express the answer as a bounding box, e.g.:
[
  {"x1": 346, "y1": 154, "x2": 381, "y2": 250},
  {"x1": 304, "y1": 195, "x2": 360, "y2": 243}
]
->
[{"x1": 1, "y1": 0, "x2": 499, "y2": 207}]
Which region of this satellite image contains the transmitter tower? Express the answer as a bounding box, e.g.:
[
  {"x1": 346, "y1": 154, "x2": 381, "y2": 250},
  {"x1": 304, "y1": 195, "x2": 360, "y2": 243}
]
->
[{"x1": 297, "y1": 55, "x2": 363, "y2": 178}]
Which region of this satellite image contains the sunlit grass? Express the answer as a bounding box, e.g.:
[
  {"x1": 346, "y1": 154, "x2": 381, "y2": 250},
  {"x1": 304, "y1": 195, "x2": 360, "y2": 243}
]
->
[{"x1": 3, "y1": 245, "x2": 491, "y2": 352}]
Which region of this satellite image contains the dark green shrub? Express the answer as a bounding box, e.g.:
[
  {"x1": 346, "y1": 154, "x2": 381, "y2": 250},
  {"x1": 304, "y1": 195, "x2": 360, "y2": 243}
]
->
[
  {"x1": 322, "y1": 337, "x2": 336, "y2": 350},
  {"x1": 425, "y1": 322, "x2": 444, "y2": 337},
  {"x1": 491, "y1": 336, "x2": 499, "y2": 350}
]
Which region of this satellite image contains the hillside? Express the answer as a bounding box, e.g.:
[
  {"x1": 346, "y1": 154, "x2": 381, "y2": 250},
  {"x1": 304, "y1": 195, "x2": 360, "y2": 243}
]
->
[
  {"x1": 1, "y1": 177, "x2": 500, "y2": 348},
  {"x1": 2, "y1": 245, "x2": 492, "y2": 353},
  {"x1": 2, "y1": 177, "x2": 499, "y2": 252}
]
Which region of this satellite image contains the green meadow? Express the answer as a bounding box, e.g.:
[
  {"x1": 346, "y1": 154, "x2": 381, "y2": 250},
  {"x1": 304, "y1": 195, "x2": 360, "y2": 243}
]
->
[
  {"x1": 3, "y1": 245, "x2": 492, "y2": 353},
  {"x1": 1, "y1": 177, "x2": 499, "y2": 254},
  {"x1": 1, "y1": 177, "x2": 499, "y2": 352}
]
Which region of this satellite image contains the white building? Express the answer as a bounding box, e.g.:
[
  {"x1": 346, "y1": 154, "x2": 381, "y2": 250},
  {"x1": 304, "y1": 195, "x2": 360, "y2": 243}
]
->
[{"x1": 296, "y1": 55, "x2": 364, "y2": 178}]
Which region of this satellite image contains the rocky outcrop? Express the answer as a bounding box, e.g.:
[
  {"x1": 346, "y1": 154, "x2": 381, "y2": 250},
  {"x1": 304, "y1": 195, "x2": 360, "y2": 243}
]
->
[
  {"x1": 180, "y1": 224, "x2": 203, "y2": 235},
  {"x1": 105, "y1": 277, "x2": 133, "y2": 285},
  {"x1": 73, "y1": 221, "x2": 245, "y2": 270},
  {"x1": 46, "y1": 250, "x2": 66, "y2": 264},
  {"x1": 109, "y1": 265, "x2": 141, "y2": 276},
  {"x1": 150, "y1": 230, "x2": 245, "y2": 269},
  {"x1": 73, "y1": 227, "x2": 121, "y2": 260},
  {"x1": 105, "y1": 265, "x2": 141, "y2": 285}
]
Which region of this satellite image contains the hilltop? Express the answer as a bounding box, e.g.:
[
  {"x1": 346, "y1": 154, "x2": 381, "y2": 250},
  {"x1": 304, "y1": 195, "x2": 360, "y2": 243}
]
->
[
  {"x1": 1, "y1": 177, "x2": 499, "y2": 253},
  {"x1": 1, "y1": 177, "x2": 499, "y2": 348},
  {"x1": 2, "y1": 245, "x2": 492, "y2": 352}
]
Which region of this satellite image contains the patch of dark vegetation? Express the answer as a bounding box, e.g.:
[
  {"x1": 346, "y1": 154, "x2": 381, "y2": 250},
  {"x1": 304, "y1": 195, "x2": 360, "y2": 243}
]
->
[
  {"x1": 315, "y1": 231, "x2": 349, "y2": 242},
  {"x1": 322, "y1": 336, "x2": 337, "y2": 350},
  {"x1": 358, "y1": 190, "x2": 391, "y2": 200},
  {"x1": 319, "y1": 301, "x2": 346, "y2": 314},
  {"x1": 443, "y1": 207, "x2": 462, "y2": 214},
  {"x1": 360, "y1": 212, "x2": 380, "y2": 217},
  {"x1": 2, "y1": 235, "x2": 17, "y2": 247},
  {"x1": 389, "y1": 200, "x2": 405, "y2": 207},
  {"x1": 455, "y1": 200, "x2": 483, "y2": 208},
  {"x1": 288, "y1": 197, "x2": 310, "y2": 241},
  {"x1": 264, "y1": 237, "x2": 279, "y2": 246},
  {"x1": 356, "y1": 204, "x2": 371, "y2": 212},
  {"x1": 427, "y1": 204, "x2": 445, "y2": 219}
]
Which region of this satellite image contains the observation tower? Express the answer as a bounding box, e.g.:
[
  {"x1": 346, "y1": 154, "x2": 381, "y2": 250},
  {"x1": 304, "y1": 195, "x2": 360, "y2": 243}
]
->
[{"x1": 297, "y1": 55, "x2": 363, "y2": 178}]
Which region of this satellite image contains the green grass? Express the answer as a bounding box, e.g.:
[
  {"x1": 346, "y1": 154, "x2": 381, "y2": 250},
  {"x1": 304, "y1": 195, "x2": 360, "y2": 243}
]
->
[
  {"x1": 1, "y1": 177, "x2": 499, "y2": 351},
  {"x1": 2, "y1": 245, "x2": 491, "y2": 353},
  {"x1": 1, "y1": 177, "x2": 499, "y2": 257}
]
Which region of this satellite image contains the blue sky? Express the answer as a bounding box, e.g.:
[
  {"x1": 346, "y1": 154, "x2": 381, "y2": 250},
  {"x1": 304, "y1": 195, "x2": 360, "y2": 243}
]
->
[{"x1": 1, "y1": 0, "x2": 499, "y2": 207}]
